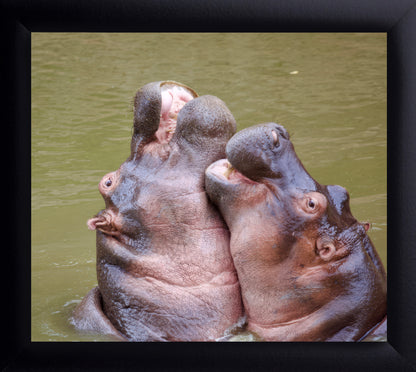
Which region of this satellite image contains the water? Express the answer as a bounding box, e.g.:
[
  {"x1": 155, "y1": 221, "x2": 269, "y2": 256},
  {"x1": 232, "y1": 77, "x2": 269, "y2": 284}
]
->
[{"x1": 32, "y1": 33, "x2": 386, "y2": 341}]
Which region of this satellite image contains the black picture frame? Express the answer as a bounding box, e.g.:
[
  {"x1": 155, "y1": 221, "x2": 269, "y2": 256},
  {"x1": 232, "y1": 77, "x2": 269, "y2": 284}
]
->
[{"x1": 2, "y1": 0, "x2": 416, "y2": 371}]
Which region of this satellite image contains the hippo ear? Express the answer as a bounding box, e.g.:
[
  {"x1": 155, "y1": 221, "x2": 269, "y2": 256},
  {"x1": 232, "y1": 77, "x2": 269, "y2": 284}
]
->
[
  {"x1": 326, "y1": 185, "x2": 353, "y2": 215},
  {"x1": 325, "y1": 184, "x2": 357, "y2": 228},
  {"x1": 316, "y1": 237, "x2": 337, "y2": 261},
  {"x1": 361, "y1": 222, "x2": 371, "y2": 232}
]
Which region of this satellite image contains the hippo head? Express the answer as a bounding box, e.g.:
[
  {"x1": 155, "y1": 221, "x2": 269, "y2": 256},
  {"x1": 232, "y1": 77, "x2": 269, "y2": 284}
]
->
[
  {"x1": 87, "y1": 81, "x2": 236, "y2": 251},
  {"x1": 205, "y1": 122, "x2": 386, "y2": 341},
  {"x1": 79, "y1": 81, "x2": 242, "y2": 341}
]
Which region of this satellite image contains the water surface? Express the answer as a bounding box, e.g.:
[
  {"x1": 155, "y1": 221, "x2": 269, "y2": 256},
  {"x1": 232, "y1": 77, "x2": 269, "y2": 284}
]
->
[{"x1": 32, "y1": 33, "x2": 386, "y2": 341}]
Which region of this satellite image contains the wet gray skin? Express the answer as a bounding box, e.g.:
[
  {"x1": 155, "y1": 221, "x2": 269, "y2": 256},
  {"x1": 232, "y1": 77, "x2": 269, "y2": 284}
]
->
[
  {"x1": 72, "y1": 81, "x2": 243, "y2": 341},
  {"x1": 205, "y1": 122, "x2": 387, "y2": 341}
]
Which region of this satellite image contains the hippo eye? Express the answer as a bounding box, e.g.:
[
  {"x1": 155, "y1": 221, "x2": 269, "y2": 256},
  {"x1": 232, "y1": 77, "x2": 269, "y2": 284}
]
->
[
  {"x1": 307, "y1": 198, "x2": 317, "y2": 210},
  {"x1": 105, "y1": 179, "x2": 112, "y2": 187},
  {"x1": 299, "y1": 192, "x2": 326, "y2": 216}
]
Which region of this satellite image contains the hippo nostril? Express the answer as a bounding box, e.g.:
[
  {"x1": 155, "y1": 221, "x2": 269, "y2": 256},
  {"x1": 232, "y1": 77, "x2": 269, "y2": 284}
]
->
[
  {"x1": 271, "y1": 131, "x2": 280, "y2": 147},
  {"x1": 273, "y1": 124, "x2": 290, "y2": 140},
  {"x1": 280, "y1": 128, "x2": 290, "y2": 140}
]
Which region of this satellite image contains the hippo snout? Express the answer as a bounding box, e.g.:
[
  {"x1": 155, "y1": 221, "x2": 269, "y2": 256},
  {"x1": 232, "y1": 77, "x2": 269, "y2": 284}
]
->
[{"x1": 225, "y1": 122, "x2": 291, "y2": 181}]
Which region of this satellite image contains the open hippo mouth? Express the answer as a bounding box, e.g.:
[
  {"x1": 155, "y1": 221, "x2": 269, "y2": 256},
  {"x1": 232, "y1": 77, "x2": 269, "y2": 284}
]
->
[
  {"x1": 206, "y1": 159, "x2": 260, "y2": 185},
  {"x1": 155, "y1": 82, "x2": 197, "y2": 144},
  {"x1": 206, "y1": 123, "x2": 288, "y2": 186}
]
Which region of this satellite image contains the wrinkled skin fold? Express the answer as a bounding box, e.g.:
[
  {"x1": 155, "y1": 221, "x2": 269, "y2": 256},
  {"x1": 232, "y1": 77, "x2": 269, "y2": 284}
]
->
[
  {"x1": 205, "y1": 122, "x2": 387, "y2": 342},
  {"x1": 72, "y1": 81, "x2": 243, "y2": 341}
]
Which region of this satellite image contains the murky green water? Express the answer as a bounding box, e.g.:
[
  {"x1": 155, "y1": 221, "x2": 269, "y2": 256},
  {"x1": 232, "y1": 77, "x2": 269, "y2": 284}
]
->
[{"x1": 32, "y1": 33, "x2": 386, "y2": 341}]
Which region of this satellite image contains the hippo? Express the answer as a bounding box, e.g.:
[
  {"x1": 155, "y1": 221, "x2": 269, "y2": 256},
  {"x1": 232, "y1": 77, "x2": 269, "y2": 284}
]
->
[
  {"x1": 72, "y1": 81, "x2": 243, "y2": 341},
  {"x1": 205, "y1": 122, "x2": 387, "y2": 342}
]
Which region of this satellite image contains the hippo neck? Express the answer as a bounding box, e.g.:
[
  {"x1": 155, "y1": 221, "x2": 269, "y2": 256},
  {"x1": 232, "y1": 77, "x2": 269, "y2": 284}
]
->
[
  {"x1": 246, "y1": 249, "x2": 386, "y2": 341},
  {"x1": 248, "y1": 300, "x2": 363, "y2": 341},
  {"x1": 249, "y1": 289, "x2": 385, "y2": 342}
]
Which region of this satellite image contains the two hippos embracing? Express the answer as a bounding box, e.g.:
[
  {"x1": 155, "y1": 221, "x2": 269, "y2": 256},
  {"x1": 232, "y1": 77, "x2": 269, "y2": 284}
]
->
[{"x1": 71, "y1": 81, "x2": 387, "y2": 342}]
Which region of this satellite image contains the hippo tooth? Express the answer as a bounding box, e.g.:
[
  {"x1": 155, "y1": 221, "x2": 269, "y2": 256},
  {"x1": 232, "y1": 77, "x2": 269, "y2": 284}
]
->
[{"x1": 224, "y1": 165, "x2": 235, "y2": 179}]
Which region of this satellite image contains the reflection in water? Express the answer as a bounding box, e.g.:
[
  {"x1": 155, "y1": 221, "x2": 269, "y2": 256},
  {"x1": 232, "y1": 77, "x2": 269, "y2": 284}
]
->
[{"x1": 32, "y1": 33, "x2": 386, "y2": 341}]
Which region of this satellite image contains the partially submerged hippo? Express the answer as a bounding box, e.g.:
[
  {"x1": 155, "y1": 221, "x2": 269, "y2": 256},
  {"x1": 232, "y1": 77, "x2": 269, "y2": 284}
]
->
[
  {"x1": 205, "y1": 122, "x2": 387, "y2": 341},
  {"x1": 72, "y1": 81, "x2": 243, "y2": 341}
]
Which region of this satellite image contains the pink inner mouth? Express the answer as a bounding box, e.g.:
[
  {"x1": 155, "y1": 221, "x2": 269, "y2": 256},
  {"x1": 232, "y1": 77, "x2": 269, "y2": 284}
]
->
[
  {"x1": 209, "y1": 159, "x2": 258, "y2": 185},
  {"x1": 155, "y1": 84, "x2": 196, "y2": 144}
]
